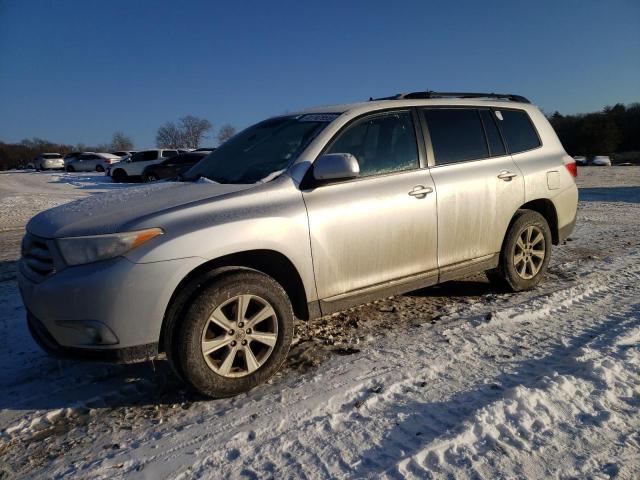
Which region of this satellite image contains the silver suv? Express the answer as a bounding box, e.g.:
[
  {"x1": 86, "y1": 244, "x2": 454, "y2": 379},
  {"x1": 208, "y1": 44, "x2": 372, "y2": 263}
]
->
[{"x1": 18, "y1": 92, "x2": 578, "y2": 397}]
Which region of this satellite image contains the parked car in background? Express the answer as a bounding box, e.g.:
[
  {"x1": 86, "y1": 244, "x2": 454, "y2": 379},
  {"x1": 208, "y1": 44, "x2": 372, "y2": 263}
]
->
[
  {"x1": 141, "y1": 151, "x2": 210, "y2": 182},
  {"x1": 34, "y1": 153, "x2": 65, "y2": 171},
  {"x1": 592, "y1": 155, "x2": 612, "y2": 166},
  {"x1": 108, "y1": 149, "x2": 179, "y2": 182},
  {"x1": 65, "y1": 152, "x2": 121, "y2": 172},
  {"x1": 573, "y1": 155, "x2": 587, "y2": 166},
  {"x1": 63, "y1": 152, "x2": 83, "y2": 165},
  {"x1": 194, "y1": 147, "x2": 217, "y2": 152},
  {"x1": 111, "y1": 150, "x2": 137, "y2": 157},
  {"x1": 18, "y1": 91, "x2": 578, "y2": 398}
]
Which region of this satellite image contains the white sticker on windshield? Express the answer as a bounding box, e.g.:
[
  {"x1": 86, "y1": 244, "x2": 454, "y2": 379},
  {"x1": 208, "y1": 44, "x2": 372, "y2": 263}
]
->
[
  {"x1": 298, "y1": 113, "x2": 340, "y2": 122},
  {"x1": 495, "y1": 110, "x2": 504, "y2": 121}
]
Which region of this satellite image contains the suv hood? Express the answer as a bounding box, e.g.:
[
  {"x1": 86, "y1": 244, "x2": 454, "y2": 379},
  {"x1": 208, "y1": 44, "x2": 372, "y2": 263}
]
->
[{"x1": 27, "y1": 181, "x2": 252, "y2": 238}]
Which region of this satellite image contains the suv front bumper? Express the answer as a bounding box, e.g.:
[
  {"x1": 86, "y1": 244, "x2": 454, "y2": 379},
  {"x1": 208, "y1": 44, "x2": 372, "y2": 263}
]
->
[{"x1": 18, "y1": 255, "x2": 202, "y2": 361}]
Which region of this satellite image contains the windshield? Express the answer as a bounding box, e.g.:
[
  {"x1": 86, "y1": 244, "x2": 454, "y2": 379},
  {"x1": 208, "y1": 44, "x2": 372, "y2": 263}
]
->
[
  {"x1": 184, "y1": 115, "x2": 335, "y2": 184},
  {"x1": 43, "y1": 154, "x2": 62, "y2": 159}
]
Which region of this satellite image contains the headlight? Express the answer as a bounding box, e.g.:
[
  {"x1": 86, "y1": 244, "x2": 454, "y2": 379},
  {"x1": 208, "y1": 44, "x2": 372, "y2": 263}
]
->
[{"x1": 56, "y1": 228, "x2": 163, "y2": 266}]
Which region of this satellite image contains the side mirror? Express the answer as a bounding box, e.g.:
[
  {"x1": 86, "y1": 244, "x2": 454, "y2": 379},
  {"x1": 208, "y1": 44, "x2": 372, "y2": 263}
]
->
[{"x1": 313, "y1": 153, "x2": 360, "y2": 181}]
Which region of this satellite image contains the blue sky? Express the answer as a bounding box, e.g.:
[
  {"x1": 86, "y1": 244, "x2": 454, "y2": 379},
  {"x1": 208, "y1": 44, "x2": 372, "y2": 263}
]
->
[{"x1": 1, "y1": 0, "x2": 638, "y2": 148}]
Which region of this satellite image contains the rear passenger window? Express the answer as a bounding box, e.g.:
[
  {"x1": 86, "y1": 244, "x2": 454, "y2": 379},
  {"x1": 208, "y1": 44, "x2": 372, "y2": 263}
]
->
[
  {"x1": 162, "y1": 150, "x2": 178, "y2": 158},
  {"x1": 479, "y1": 110, "x2": 506, "y2": 157},
  {"x1": 423, "y1": 109, "x2": 488, "y2": 165},
  {"x1": 496, "y1": 109, "x2": 541, "y2": 153},
  {"x1": 132, "y1": 151, "x2": 158, "y2": 161},
  {"x1": 326, "y1": 111, "x2": 419, "y2": 177}
]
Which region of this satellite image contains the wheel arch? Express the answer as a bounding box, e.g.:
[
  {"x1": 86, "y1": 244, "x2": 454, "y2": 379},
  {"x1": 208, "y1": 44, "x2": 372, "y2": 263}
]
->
[
  {"x1": 519, "y1": 198, "x2": 559, "y2": 245},
  {"x1": 159, "y1": 249, "x2": 310, "y2": 355}
]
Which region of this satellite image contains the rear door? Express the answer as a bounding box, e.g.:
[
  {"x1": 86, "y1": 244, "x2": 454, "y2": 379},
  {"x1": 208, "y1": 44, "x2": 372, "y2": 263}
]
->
[
  {"x1": 303, "y1": 109, "x2": 438, "y2": 303},
  {"x1": 128, "y1": 150, "x2": 160, "y2": 175},
  {"x1": 78, "y1": 153, "x2": 98, "y2": 171},
  {"x1": 421, "y1": 107, "x2": 524, "y2": 271}
]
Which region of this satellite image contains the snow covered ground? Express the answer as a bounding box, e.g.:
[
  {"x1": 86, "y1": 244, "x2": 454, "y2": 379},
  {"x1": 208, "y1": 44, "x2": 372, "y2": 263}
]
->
[{"x1": 0, "y1": 168, "x2": 639, "y2": 479}]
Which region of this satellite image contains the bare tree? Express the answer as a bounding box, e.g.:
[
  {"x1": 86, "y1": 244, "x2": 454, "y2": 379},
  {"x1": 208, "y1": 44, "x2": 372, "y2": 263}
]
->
[
  {"x1": 94, "y1": 143, "x2": 111, "y2": 153},
  {"x1": 156, "y1": 122, "x2": 184, "y2": 148},
  {"x1": 179, "y1": 116, "x2": 212, "y2": 149},
  {"x1": 217, "y1": 124, "x2": 237, "y2": 145},
  {"x1": 111, "y1": 131, "x2": 134, "y2": 151}
]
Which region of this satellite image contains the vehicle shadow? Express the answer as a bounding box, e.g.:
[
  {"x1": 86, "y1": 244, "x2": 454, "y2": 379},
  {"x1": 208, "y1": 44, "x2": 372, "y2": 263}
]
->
[
  {"x1": 0, "y1": 275, "x2": 506, "y2": 414},
  {"x1": 579, "y1": 186, "x2": 640, "y2": 203},
  {"x1": 349, "y1": 307, "x2": 640, "y2": 477}
]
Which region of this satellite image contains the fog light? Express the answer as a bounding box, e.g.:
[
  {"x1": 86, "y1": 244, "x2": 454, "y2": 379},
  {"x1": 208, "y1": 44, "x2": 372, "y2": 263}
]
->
[{"x1": 55, "y1": 320, "x2": 119, "y2": 345}]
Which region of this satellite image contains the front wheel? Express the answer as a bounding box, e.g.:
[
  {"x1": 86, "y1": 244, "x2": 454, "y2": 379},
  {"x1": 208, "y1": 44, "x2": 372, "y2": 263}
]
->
[
  {"x1": 487, "y1": 210, "x2": 552, "y2": 292},
  {"x1": 172, "y1": 270, "x2": 294, "y2": 398}
]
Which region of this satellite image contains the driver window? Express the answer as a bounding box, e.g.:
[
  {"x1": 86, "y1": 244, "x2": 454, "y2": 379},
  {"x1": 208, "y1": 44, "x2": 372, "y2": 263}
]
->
[{"x1": 326, "y1": 111, "x2": 419, "y2": 177}]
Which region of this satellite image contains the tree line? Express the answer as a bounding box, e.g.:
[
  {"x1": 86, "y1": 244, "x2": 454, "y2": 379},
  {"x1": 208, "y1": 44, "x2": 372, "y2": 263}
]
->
[
  {"x1": 549, "y1": 102, "x2": 640, "y2": 159},
  {"x1": 0, "y1": 116, "x2": 237, "y2": 170}
]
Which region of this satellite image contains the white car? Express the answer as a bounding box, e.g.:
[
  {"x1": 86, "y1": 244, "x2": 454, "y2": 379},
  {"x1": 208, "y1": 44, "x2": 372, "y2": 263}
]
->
[
  {"x1": 592, "y1": 155, "x2": 612, "y2": 166},
  {"x1": 573, "y1": 155, "x2": 587, "y2": 166},
  {"x1": 65, "y1": 152, "x2": 121, "y2": 172},
  {"x1": 109, "y1": 149, "x2": 179, "y2": 182},
  {"x1": 34, "y1": 153, "x2": 65, "y2": 171}
]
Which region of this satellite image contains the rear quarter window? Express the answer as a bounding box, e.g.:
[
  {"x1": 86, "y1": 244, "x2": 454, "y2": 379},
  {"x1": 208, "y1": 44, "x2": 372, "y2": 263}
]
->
[{"x1": 497, "y1": 110, "x2": 541, "y2": 154}]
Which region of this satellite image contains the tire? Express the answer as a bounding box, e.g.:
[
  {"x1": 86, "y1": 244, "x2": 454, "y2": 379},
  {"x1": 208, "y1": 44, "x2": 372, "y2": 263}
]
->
[
  {"x1": 172, "y1": 270, "x2": 294, "y2": 398},
  {"x1": 66, "y1": 165, "x2": 75, "y2": 172},
  {"x1": 112, "y1": 169, "x2": 127, "y2": 183},
  {"x1": 96, "y1": 165, "x2": 105, "y2": 172},
  {"x1": 487, "y1": 209, "x2": 552, "y2": 292},
  {"x1": 143, "y1": 172, "x2": 157, "y2": 183}
]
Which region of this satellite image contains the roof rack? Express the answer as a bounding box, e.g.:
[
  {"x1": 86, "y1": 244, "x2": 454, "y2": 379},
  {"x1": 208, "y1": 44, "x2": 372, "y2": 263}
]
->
[{"x1": 372, "y1": 91, "x2": 531, "y2": 104}]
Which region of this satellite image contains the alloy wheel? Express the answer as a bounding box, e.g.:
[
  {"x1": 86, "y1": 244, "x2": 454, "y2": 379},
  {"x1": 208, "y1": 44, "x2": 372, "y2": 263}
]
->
[
  {"x1": 200, "y1": 294, "x2": 278, "y2": 378},
  {"x1": 513, "y1": 225, "x2": 546, "y2": 279}
]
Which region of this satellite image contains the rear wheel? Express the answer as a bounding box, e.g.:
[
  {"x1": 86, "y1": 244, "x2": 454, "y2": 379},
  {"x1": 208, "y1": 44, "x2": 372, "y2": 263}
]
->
[
  {"x1": 65, "y1": 165, "x2": 75, "y2": 172},
  {"x1": 143, "y1": 172, "x2": 158, "y2": 182},
  {"x1": 172, "y1": 270, "x2": 294, "y2": 398},
  {"x1": 487, "y1": 210, "x2": 551, "y2": 292},
  {"x1": 96, "y1": 165, "x2": 105, "y2": 172},
  {"x1": 112, "y1": 169, "x2": 127, "y2": 183}
]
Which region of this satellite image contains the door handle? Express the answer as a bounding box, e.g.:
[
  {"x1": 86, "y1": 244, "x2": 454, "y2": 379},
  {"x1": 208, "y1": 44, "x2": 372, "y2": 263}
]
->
[
  {"x1": 497, "y1": 170, "x2": 518, "y2": 181},
  {"x1": 408, "y1": 185, "x2": 433, "y2": 198}
]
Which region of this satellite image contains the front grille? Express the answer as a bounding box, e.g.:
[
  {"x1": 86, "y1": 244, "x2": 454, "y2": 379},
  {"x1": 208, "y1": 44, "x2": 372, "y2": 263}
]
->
[{"x1": 21, "y1": 233, "x2": 56, "y2": 279}]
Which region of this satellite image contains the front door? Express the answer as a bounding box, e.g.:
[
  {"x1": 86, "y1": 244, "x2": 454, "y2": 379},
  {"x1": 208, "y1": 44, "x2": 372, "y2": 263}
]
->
[{"x1": 302, "y1": 110, "x2": 438, "y2": 302}]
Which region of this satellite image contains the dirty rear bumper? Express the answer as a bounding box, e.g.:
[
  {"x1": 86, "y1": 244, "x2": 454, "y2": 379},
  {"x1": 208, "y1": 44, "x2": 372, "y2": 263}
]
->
[{"x1": 558, "y1": 213, "x2": 577, "y2": 243}]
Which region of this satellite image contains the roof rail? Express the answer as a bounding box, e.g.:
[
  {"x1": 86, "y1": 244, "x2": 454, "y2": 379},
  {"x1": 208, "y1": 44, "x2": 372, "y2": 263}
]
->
[{"x1": 373, "y1": 91, "x2": 531, "y2": 104}]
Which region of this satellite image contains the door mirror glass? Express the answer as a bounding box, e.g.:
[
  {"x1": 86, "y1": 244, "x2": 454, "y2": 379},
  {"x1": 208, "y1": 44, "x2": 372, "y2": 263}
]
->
[{"x1": 313, "y1": 153, "x2": 360, "y2": 181}]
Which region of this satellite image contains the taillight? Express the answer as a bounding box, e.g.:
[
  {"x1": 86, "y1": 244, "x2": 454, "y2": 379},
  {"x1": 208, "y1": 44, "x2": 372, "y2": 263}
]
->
[{"x1": 565, "y1": 160, "x2": 577, "y2": 178}]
